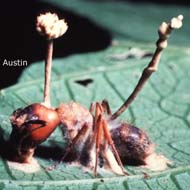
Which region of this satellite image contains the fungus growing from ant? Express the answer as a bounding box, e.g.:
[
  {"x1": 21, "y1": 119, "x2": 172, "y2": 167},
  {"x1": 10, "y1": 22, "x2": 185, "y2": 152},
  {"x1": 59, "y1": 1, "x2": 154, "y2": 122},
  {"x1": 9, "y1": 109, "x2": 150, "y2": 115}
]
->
[
  {"x1": 7, "y1": 12, "x2": 68, "y2": 172},
  {"x1": 7, "y1": 13, "x2": 183, "y2": 175}
]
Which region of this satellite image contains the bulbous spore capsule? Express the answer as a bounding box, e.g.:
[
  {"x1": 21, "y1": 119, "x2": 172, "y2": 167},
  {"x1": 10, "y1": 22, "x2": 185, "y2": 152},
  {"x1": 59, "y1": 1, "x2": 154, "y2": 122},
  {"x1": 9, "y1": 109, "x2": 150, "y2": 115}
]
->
[{"x1": 111, "y1": 123, "x2": 154, "y2": 165}]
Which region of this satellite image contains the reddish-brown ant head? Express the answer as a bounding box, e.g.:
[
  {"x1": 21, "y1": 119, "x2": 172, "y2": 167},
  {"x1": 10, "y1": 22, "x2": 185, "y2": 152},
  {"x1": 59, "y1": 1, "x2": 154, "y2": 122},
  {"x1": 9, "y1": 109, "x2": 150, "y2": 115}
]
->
[
  {"x1": 10, "y1": 103, "x2": 60, "y2": 145},
  {"x1": 9, "y1": 103, "x2": 60, "y2": 163}
]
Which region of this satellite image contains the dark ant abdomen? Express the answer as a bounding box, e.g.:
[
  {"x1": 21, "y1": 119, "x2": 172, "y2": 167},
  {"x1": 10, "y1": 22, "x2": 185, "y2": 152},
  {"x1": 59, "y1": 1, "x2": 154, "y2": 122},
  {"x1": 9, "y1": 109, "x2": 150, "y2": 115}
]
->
[{"x1": 111, "y1": 123, "x2": 154, "y2": 165}]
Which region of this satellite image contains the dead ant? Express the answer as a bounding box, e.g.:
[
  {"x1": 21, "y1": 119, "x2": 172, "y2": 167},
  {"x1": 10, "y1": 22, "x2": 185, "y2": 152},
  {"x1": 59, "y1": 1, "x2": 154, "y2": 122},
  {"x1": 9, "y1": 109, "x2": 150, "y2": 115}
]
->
[
  {"x1": 54, "y1": 100, "x2": 153, "y2": 175},
  {"x1": 8, "y1": 13, "x2": 183, "y2": 175}
]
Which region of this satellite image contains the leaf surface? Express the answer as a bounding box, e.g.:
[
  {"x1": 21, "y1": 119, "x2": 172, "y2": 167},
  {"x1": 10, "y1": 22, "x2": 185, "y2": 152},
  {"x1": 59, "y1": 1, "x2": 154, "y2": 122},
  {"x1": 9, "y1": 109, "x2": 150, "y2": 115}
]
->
[
  {"x1": 1, "y1": 0, "x2": 190, "y2": 189},
  {"x1": 1, "y1": 42, "x2": 190, "y2": 189}
]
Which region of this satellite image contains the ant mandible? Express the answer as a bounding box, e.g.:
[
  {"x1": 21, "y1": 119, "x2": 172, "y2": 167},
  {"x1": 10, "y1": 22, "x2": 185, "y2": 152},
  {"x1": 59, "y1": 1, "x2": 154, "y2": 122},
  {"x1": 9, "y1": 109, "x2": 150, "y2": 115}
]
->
[{"x1": 9, "y1": 13, "x2": 183, "y2": 176}]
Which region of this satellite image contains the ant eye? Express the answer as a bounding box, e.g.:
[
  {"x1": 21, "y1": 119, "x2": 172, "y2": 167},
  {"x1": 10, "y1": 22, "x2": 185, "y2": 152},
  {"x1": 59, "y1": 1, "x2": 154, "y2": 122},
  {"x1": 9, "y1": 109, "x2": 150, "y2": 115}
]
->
[{"x1": 30, "y1": 115, "x2": 38, "y2": 121}]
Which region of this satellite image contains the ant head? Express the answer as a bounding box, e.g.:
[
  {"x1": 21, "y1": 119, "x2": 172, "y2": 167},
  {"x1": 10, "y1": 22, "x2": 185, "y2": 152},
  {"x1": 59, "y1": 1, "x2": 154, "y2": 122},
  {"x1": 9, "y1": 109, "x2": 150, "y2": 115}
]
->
[
  {"x1": 10, "y1": 105, "x2": 35, "y2": 129},
  {"x1": 10, "y1": 103, "x2": 60, "y2": 144}
]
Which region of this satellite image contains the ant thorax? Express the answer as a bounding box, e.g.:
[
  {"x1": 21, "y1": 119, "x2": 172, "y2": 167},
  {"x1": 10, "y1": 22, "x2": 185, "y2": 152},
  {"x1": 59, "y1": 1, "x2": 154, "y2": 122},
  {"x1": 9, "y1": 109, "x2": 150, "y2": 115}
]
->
[{"x1": 57, "y1": 102, "x2": 93, "y2": 140}]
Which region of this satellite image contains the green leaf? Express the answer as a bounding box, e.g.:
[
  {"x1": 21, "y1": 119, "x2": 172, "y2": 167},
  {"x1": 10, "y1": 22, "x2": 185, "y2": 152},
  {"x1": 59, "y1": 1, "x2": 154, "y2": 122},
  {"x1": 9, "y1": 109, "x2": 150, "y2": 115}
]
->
[
  {"x1": 1, "y1": 41, "x2": 190, "y2": 189},
  {"x1": 1, "y1": 0, "x2": 190, "y2": 189}
]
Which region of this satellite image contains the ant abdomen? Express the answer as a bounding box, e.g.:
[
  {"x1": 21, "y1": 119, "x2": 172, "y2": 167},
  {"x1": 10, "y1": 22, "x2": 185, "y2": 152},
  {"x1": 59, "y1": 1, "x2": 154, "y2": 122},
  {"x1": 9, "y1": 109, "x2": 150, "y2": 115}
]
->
[{"x1": 111, "y1": 123, "x2": 154, "y2": 165}]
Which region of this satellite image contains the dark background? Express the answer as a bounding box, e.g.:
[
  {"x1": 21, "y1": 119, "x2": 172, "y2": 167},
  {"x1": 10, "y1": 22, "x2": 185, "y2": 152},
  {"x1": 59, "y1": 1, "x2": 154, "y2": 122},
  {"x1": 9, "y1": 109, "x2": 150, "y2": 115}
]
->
[{"x1": 0, "y1": 0, "x2": 189, "y2": 90}]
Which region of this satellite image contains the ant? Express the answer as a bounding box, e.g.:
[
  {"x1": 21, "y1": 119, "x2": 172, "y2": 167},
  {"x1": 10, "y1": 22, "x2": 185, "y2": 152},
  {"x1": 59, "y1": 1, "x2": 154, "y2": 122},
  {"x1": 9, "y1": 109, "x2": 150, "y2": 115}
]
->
[{"x1": 8, "y1": 13, "x2": 183, "y2": 175}]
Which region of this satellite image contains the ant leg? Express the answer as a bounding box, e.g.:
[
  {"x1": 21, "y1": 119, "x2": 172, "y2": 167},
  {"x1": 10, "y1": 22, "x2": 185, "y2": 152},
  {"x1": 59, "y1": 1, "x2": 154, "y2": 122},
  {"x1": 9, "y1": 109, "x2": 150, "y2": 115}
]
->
[
  {"x1": 102, "y1": 117, "x2": 128, "y2": 175},
  {"x1": 111, "y1": 15, "x2": 183, "y2": 120},
  {"x1": 93, "y1": 102, "x2": 104, "y2": 176},
  {"x1": 93, "y1": 103, "x2": 128, "y2": 175},
  {"x1": 102, "y1": 99, "x2": 112, "y2": 115},
  {"x1": 89, "y1": 102, "x2": 95, "y2": 114},
  {"x1": 47, "y1": 123, "x2": 89, "y2": 170},
  {"x1": 94, "y1": 114, "x2": 102, "y2": 176}
]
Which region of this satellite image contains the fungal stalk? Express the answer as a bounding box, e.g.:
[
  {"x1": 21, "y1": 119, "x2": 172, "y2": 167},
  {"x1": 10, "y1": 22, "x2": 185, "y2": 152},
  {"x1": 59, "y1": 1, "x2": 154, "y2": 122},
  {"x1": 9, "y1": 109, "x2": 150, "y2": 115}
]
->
[
  {"x1": 36, "y1": 12, "x2": 68, "y2": 107},
  {"x1": 111, "y1": 15, "x2": 183, "y2": 120}
]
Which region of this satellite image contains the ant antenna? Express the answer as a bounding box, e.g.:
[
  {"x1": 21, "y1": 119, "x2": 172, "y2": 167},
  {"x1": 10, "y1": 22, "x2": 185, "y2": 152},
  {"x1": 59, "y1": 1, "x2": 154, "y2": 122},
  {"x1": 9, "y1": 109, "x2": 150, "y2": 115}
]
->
[{"x1": 111, "y1": 15, "x2": 183, "y2": 120}]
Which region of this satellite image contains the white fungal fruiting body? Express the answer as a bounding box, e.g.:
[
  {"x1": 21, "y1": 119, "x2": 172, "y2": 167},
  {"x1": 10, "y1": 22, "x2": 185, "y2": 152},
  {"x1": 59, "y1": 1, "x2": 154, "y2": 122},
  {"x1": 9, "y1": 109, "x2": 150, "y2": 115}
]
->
[
  {"x1": 159, "y1": 15, "x2": 183, "y2": 37},
  {"x1": 171, "y1": 15, "x2": 183, "y2": 29},
  {"x1": 36, "y1": 12, "x2": 68, "y2": 40},
  {"x1": 157, "y1": 15, "x2": 183, "y2": 50}
]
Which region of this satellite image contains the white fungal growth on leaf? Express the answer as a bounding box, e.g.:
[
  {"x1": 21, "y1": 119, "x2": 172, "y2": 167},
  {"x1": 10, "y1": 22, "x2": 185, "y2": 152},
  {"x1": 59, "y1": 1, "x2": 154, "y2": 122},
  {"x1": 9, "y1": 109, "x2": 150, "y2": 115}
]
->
[
  {"x1": 7, "y1": 158, "x2": 40, "y2": 173},
  {"x1": 36, "y1": 12, "x2": 68, "y2": 39}
]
